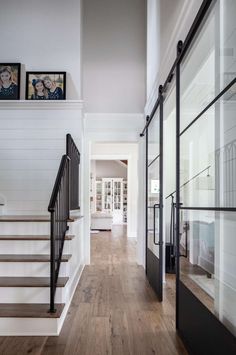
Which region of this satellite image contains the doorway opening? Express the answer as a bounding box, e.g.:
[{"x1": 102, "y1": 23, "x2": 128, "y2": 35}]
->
[
  {"x1": 84, "y1": 141, "x2": 141, "y2": 265},
  {"x1": 90, "y1": 160, "x2": 128, "y2": 232}
]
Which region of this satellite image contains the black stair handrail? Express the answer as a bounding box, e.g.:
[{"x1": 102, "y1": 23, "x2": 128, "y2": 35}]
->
[
  {"x1": 48, "y1": 154, "x2": 70, "y2": 313},
  {"x1": 66, "y1": 134, "x2": 80, "y2": 210}
]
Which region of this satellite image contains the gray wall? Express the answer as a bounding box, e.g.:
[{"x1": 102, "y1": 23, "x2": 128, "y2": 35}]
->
[
  {"x1": 0, "y1": 0, "x2": 82, "y2": 99},
  {"x1": 82, "y1": 0, "x2": 147, "y2": 113},
  {"x1": 159, "y1": 0, "x2": 186, "y2": 57},
  {"x1": 95, "y1": 160, "x2": 127, "y2": 179}
]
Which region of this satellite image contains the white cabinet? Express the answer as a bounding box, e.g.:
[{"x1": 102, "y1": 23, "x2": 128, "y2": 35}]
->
[
  {"x1": 95, "y1": 178, "x2": 126, "y2": 224},
  {"x1": 95, "y1": 180, "x2": 103, "y2": 212},
  {"x1": 112, "y1": 178, "x2": 123, "y2": 224},
  {"x1": 103, "y1": 178, "x2": 113, "y2": 213},
  {"x1": 123, "y1": 180, "x2": 128, "y2": 223}
]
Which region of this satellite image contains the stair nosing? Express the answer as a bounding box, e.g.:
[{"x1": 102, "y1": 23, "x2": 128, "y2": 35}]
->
[
  {"x1": 0, "y1": 303, "x2": 65, "y2": 318},
  {"x1": 0, "y1": 276, "x2": 69, "y2": 287},
  {"x1": 0, "y1": 235, "x2": 75, "y2": 241},
  {"x1": 0, "y1": 254, "x2": 72, "y2": 262}
]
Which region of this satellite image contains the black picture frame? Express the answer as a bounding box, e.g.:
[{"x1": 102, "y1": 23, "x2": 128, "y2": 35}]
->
[
  {"x1": 0, "y1": 63, "x2": 21, "y2": 100},
  {"x1": 26, "y1": 71, "x2": 66, "y2": 100}
]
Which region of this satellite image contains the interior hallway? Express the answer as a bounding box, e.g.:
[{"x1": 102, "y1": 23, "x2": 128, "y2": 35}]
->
[{"x1": 0, "y1": 226, "x2": 187, "y2": 355}]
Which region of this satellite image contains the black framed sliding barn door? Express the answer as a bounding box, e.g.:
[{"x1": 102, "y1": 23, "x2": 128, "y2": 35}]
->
[{"x1": 145, "y1": 90, "x2": 163, "y2": 301}]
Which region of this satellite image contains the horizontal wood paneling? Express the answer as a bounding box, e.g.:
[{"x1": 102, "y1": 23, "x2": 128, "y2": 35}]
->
[
  {"x1": 0, "y1": 107, "x2": 83, "y2": 214},
  {"x1": 0, "y1": 118, "x2": 80, "y2": 130},
  {"x1": 0, "y1": 170, "x2": 57, "y2": 179},
  {"x1": 0, "y1": 190, "x2": 51, "y2": 201},
  {"x1": 6, "y1": 201, "x2": 48, "y2": 212},
  {"x1": 0, "y1": 129, "x2": 80, "y2": 140},
  {"x1": 0, "y1": 160, "x2": 60, "y2": 171},
  {"x1": 0, "y1": 149, "x2": 63, "y2": 160},
  {"x1": 0, "y1": 140, "x2": 64, "y2": 150},
  {"x1": 0, "y1": 180, "x2": 53, "y2": 190}
]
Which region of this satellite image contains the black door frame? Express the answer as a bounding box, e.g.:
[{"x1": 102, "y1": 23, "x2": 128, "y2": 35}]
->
[
  {"x1": 140, "y1": 0, "x2": 236, "y2": 353},
  {"x1": 144, "y1": 86, "x2": 164, "y2": 302}
]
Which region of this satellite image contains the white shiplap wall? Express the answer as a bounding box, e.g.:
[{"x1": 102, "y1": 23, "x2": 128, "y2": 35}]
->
[{"x1": 0, "y1": 101, "x2": 83, "y2": 215}]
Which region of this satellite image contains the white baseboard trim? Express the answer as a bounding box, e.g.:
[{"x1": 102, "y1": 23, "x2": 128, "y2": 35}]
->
[{"x1": 57, "y1": 262, "x2": 85, "y2": 335}]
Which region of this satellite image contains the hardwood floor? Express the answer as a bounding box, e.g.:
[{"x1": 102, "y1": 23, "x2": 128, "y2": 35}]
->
[{"x1": 0, "y1": 225, "x2": 187, "y2": 355}]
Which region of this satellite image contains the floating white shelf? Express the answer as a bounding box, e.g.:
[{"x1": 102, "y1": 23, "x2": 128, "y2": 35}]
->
[{"x1": 0, "y1": 100, "x2": 83, "y2": 110}]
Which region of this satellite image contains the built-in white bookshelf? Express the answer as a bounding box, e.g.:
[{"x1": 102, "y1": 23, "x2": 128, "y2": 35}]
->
[
  {"x1": 123, "y1": 180, "x2": 128, "y2": 223},
  {"x1": 95, "y1": 178, "x2": 127, "y2": 224}
]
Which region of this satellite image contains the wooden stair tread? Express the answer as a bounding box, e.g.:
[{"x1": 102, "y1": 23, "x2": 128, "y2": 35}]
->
[
  {"x1": 0, "y1": 277, "x2": 69, "y2": 287},
  {"x1": 0, "y1": 303, "x2": 64, "y2": 318},
  {"x1": 0, "y1": 215, "x2": 83, "y2": 222},
  {"x1": 0, "y1": 215, "x2": 50, "y2": 222},
  {"x1": 0, "y1": 235, "x2": 75, "y2": 241},
  {"x1": 0, "y1": 254, "x2": 71, "y2": 262}
]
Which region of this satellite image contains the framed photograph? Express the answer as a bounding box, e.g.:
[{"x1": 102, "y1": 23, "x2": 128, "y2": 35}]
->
[
  {"x1": 0, "y1": 63, "x2": 21, "y2": 100},
  {"x1": 26, "y1": 72, "x2": 66, "y2": 100}
]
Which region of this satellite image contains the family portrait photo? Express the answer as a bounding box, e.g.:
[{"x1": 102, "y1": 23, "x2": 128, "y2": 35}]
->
[
  {"x1": 0, "y1": 63, "x2": 21, "y2": 100},
  {"x1": 26, "y1": 72, "x2": 66, "y2": 100}
]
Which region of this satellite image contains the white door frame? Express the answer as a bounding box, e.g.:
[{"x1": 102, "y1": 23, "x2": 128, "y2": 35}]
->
[
  {"x1": 83, "y1": 140, "x2": 145, "y2": 266},
  {"x1": 91, "y1": 154, "x2": 131, "y2": 232}
]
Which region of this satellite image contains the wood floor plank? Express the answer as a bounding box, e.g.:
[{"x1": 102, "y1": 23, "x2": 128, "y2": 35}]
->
[{"x1": 0, "y1": 336, "x2": 47, "y2": 355}]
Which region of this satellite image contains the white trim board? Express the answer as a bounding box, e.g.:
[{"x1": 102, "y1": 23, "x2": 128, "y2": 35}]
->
[{"x1": 0, "y1": 100, "x2": 84, "y2": 110}]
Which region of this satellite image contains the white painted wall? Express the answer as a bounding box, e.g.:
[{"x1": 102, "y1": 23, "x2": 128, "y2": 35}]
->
[
  {"x1": 82, "y1": 0, "x2": 146, "y2": 113},
  {"x1": 0, "y1": 0, "x2": 82, "y2": 100},
  {"x1": 146, "y1": 0, "x2": 202, "y2": 112},
  {"x1": 147, "y1": 0, "x2": 160, "y2": 99}
]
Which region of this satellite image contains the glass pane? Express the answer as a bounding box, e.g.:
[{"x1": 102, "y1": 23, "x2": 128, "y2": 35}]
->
[
  {"x1": 104, "y1": 180, "x2": 112, "y2": 211},
  {"x1": 148, "y1": 110, "x2": 160, "y2": 165},
  {"x1": 147, "y1": 205, "x2": 160, "y2": 256},
  {"x1": 180, "y1": 82, "x2": 236, "y2": 208},
  {"x1": 180, "y1": 0, "x2": 236, "y2": 132},
  {"x1": 147, "y1": 157, "x2": 160, "y2": 256},
  {"x1": 180, "y1": 210, "x2": 236, "y2": 336},
  {"x1": 164, "y1": 83, "x2": 176, "y2": 197},
  {"x1": 96, "y1": 181, "x2": 102, "y2": 212}
]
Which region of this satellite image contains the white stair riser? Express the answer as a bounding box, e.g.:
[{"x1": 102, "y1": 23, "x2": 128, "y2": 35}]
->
[
  {"x1": 0, "y1": 221, "x2": 74, "y2": 236},
  {"x1": 0, "y1": 222, "x2": 50, "y2": 235},
  {"x1": 0, "y1": 287, "x2": 65, "y2": 303},
  {"x1": 0, "y1": 239, "x2": 72, "y2": 254},
  {"x1": 0, "y1": 262, "x2": 70, "y2": 277},
  {"x1": 0, "y1": 317, "x2": 61, "y2": 336}
]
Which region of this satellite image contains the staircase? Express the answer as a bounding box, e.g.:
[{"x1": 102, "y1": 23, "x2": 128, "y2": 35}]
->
[{"x1": 0, "y1": 135, "x2": 83, "y2": 335}]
